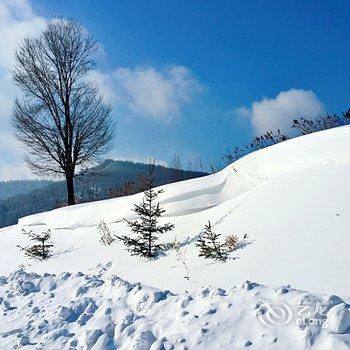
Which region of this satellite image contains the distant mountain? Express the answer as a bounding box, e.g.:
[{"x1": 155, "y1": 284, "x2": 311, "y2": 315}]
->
[
  {"x1": 0, "y1": 160, "x2": 207, "y2": 228},
  {"x1": 0, "y1": 180, "x2": 50, "y2": 200}
]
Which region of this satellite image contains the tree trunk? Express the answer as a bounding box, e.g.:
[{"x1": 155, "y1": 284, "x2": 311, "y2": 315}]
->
[{"x1": 66, "y1": 174, "x2": 76, "y2": 205}]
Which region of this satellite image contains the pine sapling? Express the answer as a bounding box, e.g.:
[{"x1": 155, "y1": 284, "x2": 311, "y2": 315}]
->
[
  {"x1": 18, "y1": 229, "x2": 54, "y2": 260},
  {"x1": 118, "y1": 160, "x2": 174, "y2": 259},
  {"x1": 196, "y1": 221, "x2": 228, "y2": 262}
]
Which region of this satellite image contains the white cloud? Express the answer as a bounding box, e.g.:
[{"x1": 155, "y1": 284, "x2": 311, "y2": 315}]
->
[
  {"x1": 0, "y1": 0, "x2": 46, "y2": 180},
  {"x1": 0, "y1": 1, "x2": 203, "y2": 180},
  {"x1": 0, "y1": 3, "x2": 325, "y2": 182},
  {"x1": 0, "y1": 134, "x2": 34, "y2": 180},
  {"x1": 237, "y1": 89, "x2": 325, "y2": 134},
  {"x1": 0, "y1": 160, "x2": 34, "y2": 181},
  {"x1": 0, "y1": 0, "x2": 46, "y2": 110},
  {"x1": 91, "y1": 65, "x2": 204, "y2": 120},
  {"x1": 0, "y1": 0, "x2": 46, "y2": 69}
]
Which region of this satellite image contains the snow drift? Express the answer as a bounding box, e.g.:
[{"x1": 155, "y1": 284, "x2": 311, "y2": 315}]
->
[
  {"x1": 1, "y1": 125, "x2": 349, "y2": 295},
  {"x1": 1, "y1": 265, "x2": 350, "y2": 349},
  {"x1": 1, "y1": 125, "x2": 350, "y2": 348}
]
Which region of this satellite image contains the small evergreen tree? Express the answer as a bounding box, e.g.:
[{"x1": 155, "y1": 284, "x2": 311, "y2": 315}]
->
[
  {"x1": 196, "y1": 221, "x2": 228, "y2": 261},
  {"x1": 118, "y1": 160, "x2": 174, "y2": 259},
  {"x1": 18, "y1": 229, "x2": 54, "y2": 260}
]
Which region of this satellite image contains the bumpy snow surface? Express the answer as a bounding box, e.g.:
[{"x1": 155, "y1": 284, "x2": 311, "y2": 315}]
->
[
  {"x1": 1, "y1": 126, "x2": 350, "y2": 348},
  {"x1": 1, "y1": 265, "x2": 350, "y2": 349}
]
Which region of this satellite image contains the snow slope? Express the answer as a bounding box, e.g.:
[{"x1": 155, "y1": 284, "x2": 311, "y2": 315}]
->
[
  {"x1": 1, "y1": 125, "x2": 350, "y2": 295},
  {"x1": 1, "y1": 126, "x2": 350, "y2": 348}
]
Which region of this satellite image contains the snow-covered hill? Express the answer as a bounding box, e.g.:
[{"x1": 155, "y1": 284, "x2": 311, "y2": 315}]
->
[{"x1": 1, "y1": 126, "x2": 350, "y2": 349}]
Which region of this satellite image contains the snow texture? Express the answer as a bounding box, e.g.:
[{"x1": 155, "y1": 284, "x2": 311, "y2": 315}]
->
[{"x1": 1, "y1": 266, "x2": 350, "y2": 349}]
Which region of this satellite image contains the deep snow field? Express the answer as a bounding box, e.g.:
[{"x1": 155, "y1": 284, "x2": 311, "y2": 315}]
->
[{"x1": 1, "y1": 126, "x2": 350, "y2": 349}]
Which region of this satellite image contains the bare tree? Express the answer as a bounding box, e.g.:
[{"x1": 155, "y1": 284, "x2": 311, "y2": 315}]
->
[
  {"x1": 170, "y1": 153, "x2": 182, "y2": 182},
  {"x1": 12, "y1": 19, "x2": 114, "y2": 205},
  {"x1": 196, "y1": 156, "x2": 203, "y2": 172},
  {"x1": 187, "y1": 157, "x2": 193, "y2": 171}
]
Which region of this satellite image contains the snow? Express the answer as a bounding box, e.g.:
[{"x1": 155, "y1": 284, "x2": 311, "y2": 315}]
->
[
  {"x1": 1, "y1": 266, "x2": 350, "y2": 349},
  {"x1": 327, "y1": 303, "x2": 350, "y2": 334},
  {"x1": 1, "y1": 126, "x2": 350, "y2": 348}
]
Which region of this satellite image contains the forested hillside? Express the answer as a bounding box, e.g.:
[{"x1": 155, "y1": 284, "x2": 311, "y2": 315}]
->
[
  {"x1": 0, "y1": 180, "x2": 50, "y2": 200},
  {"x1": 0, "y1": 160, "x2": 206, "y2": 228}
]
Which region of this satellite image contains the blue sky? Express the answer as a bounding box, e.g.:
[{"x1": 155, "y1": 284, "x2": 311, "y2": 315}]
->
[{"x1": 0, "y1": 0, "x2": 349, "y2": 178}]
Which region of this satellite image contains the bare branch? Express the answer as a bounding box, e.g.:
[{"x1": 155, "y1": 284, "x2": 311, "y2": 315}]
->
[{"x1": 12, "y1": 19, "x2": 115, "y2": 204}]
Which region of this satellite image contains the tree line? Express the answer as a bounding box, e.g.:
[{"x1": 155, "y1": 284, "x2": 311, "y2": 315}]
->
[
  {"x1": 0, "y1": 160, "x2": 206, "y2": 228},
  {"x1": 215, "y1": 109, "x2": 350, "y2": 172}
]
